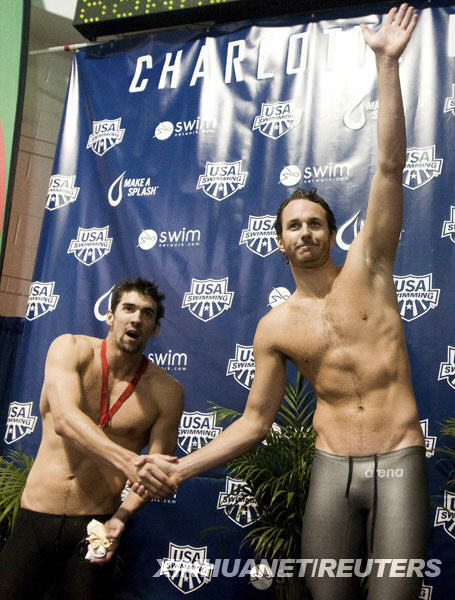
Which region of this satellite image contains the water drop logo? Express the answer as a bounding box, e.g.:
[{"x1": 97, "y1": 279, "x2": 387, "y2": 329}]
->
[
  {"x1": 343, "y1": 96, "x2": 367, "y2": 130},
  {"x1": 108, "y1": 171, "x2": 126, "y2": 207}
]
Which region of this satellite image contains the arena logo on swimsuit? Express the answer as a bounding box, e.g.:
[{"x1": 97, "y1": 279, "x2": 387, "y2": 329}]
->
[
  {"x1": 86, "y1": 118, "x2": 125, "y2": 156},
  {"x1": 45, "y1": 175, "x2": 80, "y2": 211}
]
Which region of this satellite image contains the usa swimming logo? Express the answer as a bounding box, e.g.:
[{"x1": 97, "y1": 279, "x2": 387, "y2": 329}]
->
[
  {"x1": 438, "y1": 346, "x2": 455, "y2": 390},
  {"x1": 444, "y1": 83, "x2": 455, "y2": 116},
  {"x1": 239, "y1": 215, "x2": 278, "y2": 257},
  {"x1": 252, "y1": 99, "x2": 302, "y2": 140},
  {"x1": 393, "y1": 274, "x2": 440, "y2": 322},
  {"x1": 403, "y1": 146, "x2": 443, "y2": 190},
  {"x1": 336, "y1": 210, "x2": 365, "y2": 251},
  {"x1": 160, "y1": 543, "x2": 213, "y2": 594},
  {"x1": 108, "y1": 171, "x2": 159, "y2": 206},
  {"x1": 343, "y1": 96, "x2": 378, "y2": 130},
  {"x1": 441, "y1": 206, "x2": 455, "y2": 244},
  {"x1": 26, "y1": 281, "x2": 59, "y2": 321},
  {"x1": 4, "y1": 402, "x2": 38, "y2": 444},
  {"x1": 178, "y1": 412, "x2": 222, "y2": 454},
  {"x1": 197, "y1": 161, "x2": 248, "y2": 201},
  {"x1": 419, "y1": 583, "x2": 433, "y2": 600},
  {"x1": 217, "y1": 477, "x2": 260, "y2": 528},
  {"x1": 226, "y1": 344, "x2": 255, "y2": 390},
  {"x1": 46, "y1": 175, "x2": 79, "y2": 211},
  {"x1": 67, "y1": 226, "x2": 113, "y2": 266},
  {"x1": 434, "y1": 490, "x2": 455, "y2": 539},
  {"x1": 137, "y1": 227, "x2": 201, "y2": 250},
  {"x1": 86, "y1": 118, "x2": 125, "y2": 156},
  {"x1": 182, "y1": 278, "x2": 234, "y2": 322},
  {"x1": 420, "y1": 419, "x2": 437, "y2": 458}
]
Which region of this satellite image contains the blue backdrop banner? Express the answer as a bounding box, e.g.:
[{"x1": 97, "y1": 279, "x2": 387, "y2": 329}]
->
[{"x1": 2, "y1": 4, "x2": 455, "y2": 598}]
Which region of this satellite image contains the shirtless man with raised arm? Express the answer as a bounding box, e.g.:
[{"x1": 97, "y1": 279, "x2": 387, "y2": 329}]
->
[
  {"x1": 0, "y1": 277, "x2": 183, "y2": 600},
  {"x1": 139, "y1": 6, "x2": 428, "y2": 599}
]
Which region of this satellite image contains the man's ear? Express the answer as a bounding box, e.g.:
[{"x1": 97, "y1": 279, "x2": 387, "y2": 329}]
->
[
  {"x1": 152, "y1": 322, "x2": 161, "y2": 337},
  {"x1": 106, "y1": 308, "x2": 114, "y2": 327},
  {"x1": 276, "y1": 235, "x2": 285, "y2": 253},
  {"x1": 330, "y1": 231, "x2": 336, "y2": 248}
]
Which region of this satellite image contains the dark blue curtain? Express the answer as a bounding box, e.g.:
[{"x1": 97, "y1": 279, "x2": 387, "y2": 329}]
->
[{"x1": 0, "y1": 317, "x2": 24, "y2": 434}]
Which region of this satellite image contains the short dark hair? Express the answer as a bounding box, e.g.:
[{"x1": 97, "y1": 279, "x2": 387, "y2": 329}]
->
[
  {"x1": 110, "y1": 277, "x2": 165, "y2": 323},
  {"x1": 274, "y1": 187, "x2": 337, "y2": 237}
]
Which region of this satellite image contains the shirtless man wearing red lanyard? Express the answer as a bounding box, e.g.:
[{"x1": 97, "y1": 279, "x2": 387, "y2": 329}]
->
[{"x1": 0, "y1": 278, "x2": 183, "y2": 600}]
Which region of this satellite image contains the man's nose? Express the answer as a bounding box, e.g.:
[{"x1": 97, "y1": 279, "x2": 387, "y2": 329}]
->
[
  {"x1": 130, "y1": 309, "x2": 142, "y2": 322},
  {"x1": 300, "y1": 224, "x2": 311, "y2": 237}
]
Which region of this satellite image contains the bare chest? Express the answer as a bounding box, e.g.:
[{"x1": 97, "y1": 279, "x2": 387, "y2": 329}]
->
[
  {"x1": 80, "y1": 367, "x2": 158, "y2": 438},
  {"x1": 277, "y1": 284, "x2": 399, "y2": 373}
]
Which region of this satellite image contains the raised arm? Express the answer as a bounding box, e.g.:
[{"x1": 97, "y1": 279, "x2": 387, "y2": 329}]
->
[{"x1": 359, "y1": 4, "x2": 418, "y2": 267}]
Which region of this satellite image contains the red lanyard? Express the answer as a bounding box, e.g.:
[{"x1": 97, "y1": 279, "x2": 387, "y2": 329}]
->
[{"x1": 99, "y1": 338, "x2": 148, "y2": 429}]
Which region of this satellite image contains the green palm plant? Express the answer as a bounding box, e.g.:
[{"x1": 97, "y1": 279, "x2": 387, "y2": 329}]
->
[
  {"x1": 211, "y1": 372, "x2": 315, "y2": 600},
  {"x1": 0, "y1": 446, "x2": 34, "y2": 543}
]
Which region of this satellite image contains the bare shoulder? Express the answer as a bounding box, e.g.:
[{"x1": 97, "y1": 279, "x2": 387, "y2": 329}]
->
[
  {"x1": 46, "y1": 334, "x2": 99, "y2": 367},
  {"x1": 255, "y1": 301, "x2": 292, "y2": 348}
]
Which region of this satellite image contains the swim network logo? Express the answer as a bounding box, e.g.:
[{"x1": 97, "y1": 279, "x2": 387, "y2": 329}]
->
[
  {"x1": 154, "y1": 116, "x2": 216, "y2": 140},
  {"x1": 137, "y1": 227, "x2": 201, "y2": 250}
]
